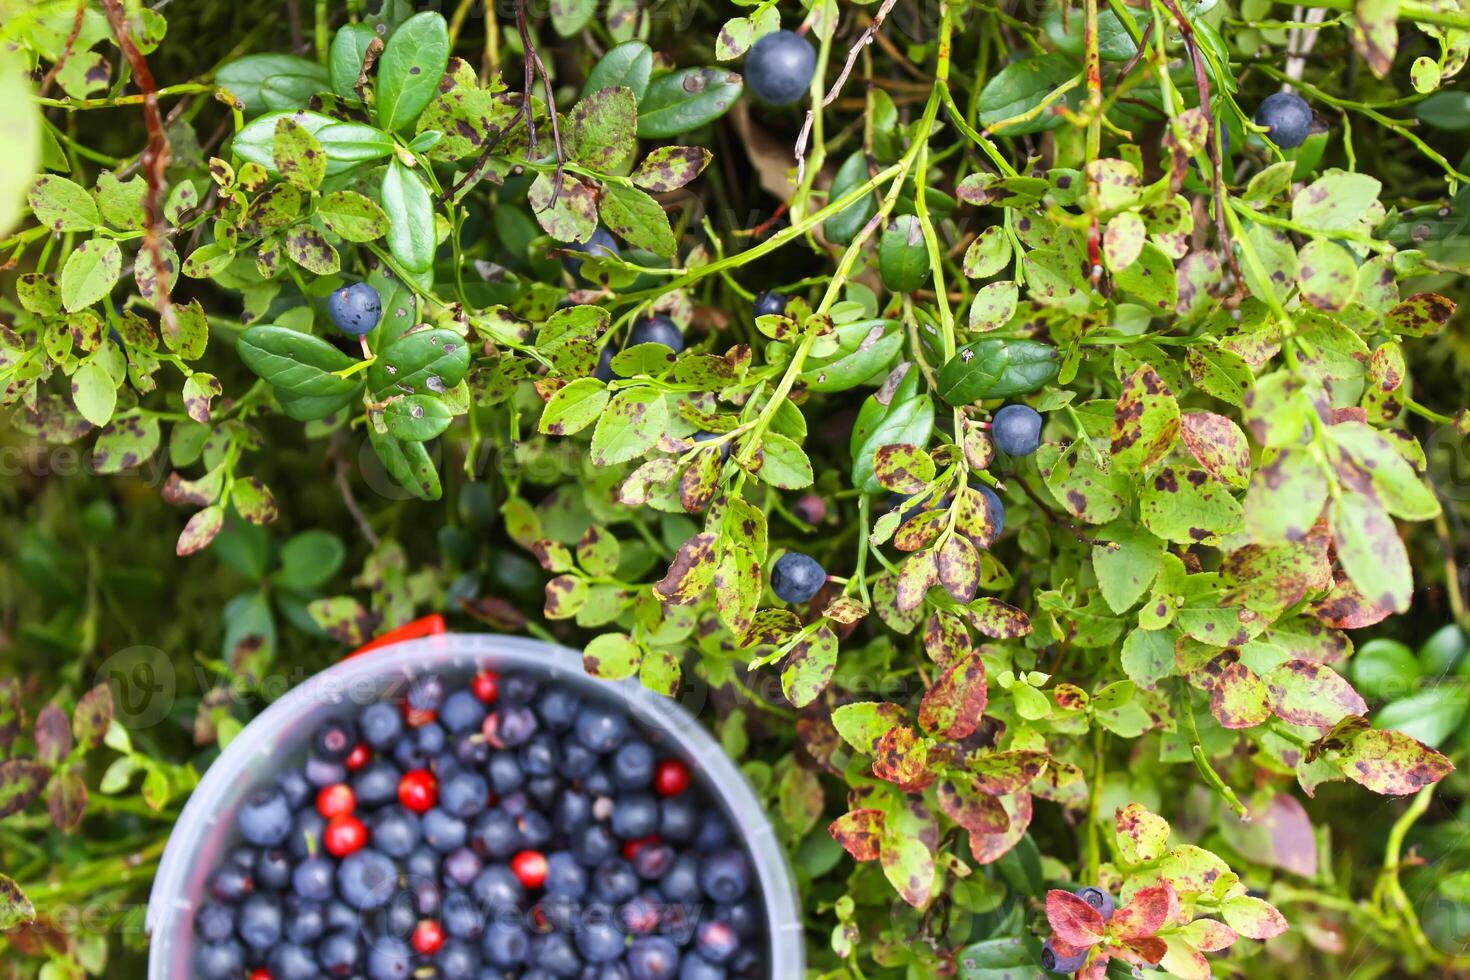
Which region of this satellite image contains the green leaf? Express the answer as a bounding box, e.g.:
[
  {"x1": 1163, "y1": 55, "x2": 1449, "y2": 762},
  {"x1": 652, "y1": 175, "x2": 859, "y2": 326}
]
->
[
  {"x1": 1296, "y1": 239, "x2": 1358, "y2": 310},
  {"x1": 71, "y1": 359, "x2": 116, "y2": 427},
  {"x1": 963, "y1": 225, "x2": 1012, "y2": 279},
  {"x1": 969, "y1": 281, "x2": 1019, "y2": 332},
  {"x1": 1374, "y1": 688, "x2": 1466, "y2": 747},
  {"x1": 1265, "y1": 660, "x2": 1367, "y2": 729},
  {"x1": 631, "y1": 145, "x2": 713, "y2": 193},
  {"x1": 977, "y1": 54, "x2": 1079, "y2": 135},
  {"x1": 384, "y1": 394, "x2": 452, "y2": 441},
  {"x1": 1109, "y1": 364, "x2": 1180, "y2": 473},
  {"x1": 216, "y1": 54, "x2": 330, "y2": 114},
  {"x1": 537, "y1": 379, "x2": 608, "y2": 436},
  {"x1": 582, "y1": 41, "x2": 654, "y2": 101},
  {"x1": 318, "y1": 190, "x2": 390, "y2": 242},
  {"x1": 799, "y1": 320, "x2": 902, "y2": 392},
  {"x1": 283, "y1": 226, "x2": 340, "y2": 275},
  {"x1": 273, "y1": 116, "x2": 326, "y2": 189},
  {"x1": 1112, "y1": 241, "x2": 1177, "y2": 312},
  {"x1": 824, "y1": 152, "x2": 878, "y2": 246},
  {"x1": 0, "y1": 873, "x2": 34, "y2": 931},
  {"x1": 938, "y1": 339, "x2": 1060, "y2": 405},
  {"x1": 1093, "y1": 524, "x2": 1165, "y2": 613},
  {"x1": 591, "y1": 386, "x2": 667, "y2": 465},
  {"x1": 1140, "y1": 466, "x2": 1244, "y2": 544},
  {"x1": 368, "y1": 328, "x2": 471, "y2": 398},
  {"x1": 28, "y1": 175, "x2": 99, "y2": 231},
  {"x1": 759, "y1": 432, "x2": 814, "y2": 489},
  {"x1": 1292, "y1": 172, "x2": 1382, "y2": 231},
  {"x1": 529, "y1": 171, "x2": 598, "y2": 244},
  {"x1": 60, "y1": 239, "x2": 122, "y2": 312},
  {"x1": 598, "y1": 183, "x2": 676, "y2": 257},
  {"x1": 376, "y1": 11, "x2": 450, "y2": 132},
  {"x1": 369, "y1": 428, "x2": 442, "y2": 500},
  {"x1": 879, "y1": 215, "x2": 930, "y2": 293},
  {"x1": 0, "y1": 49, "x2": 42, "y2": 240},
  {"x1": 381, "y1": 160, "x2": 436, "y2": 275},
  {"x1": 583, "y1": 632, "x2": 642, "y2": 680},
  {"x1": 635, "y1": 68, "x2": 744, "y2": 139},
  {"x1": 782, "y1": 624, "x2": 839, "y2": 707},
  {"x1": 330, "y1": 23, "x2": 379, "y2": 99},
  {"x1": 1330, "y1": 490, "x2": 1411, "y2": 613},
  {"x1": 233, "y1": 111, "x2": 394, "y2": 176},
  {"x1": 1417, "y1": 90, "x2": 1470, "y2": 130},
  {"x1": 237, "y1": 324, "x2": 362, "y2": 408}
]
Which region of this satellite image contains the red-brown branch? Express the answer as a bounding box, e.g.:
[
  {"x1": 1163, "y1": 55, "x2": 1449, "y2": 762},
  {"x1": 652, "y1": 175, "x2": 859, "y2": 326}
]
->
[{"x1": 100, "y1": 0, "x2": 175, "y2": 333}]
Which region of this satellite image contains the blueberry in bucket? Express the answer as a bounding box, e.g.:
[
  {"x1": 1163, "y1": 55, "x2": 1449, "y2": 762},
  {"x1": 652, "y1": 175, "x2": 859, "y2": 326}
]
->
[{"x1": 189, "y1": 669, "x2": 771, "y2": 977}]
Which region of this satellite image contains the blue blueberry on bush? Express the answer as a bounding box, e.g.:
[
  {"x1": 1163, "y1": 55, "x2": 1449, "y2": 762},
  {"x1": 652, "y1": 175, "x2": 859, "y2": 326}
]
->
[
  {"x1": 752, "y1": 290, "x2": 788, "y2": 318},
  {"x1": 1041, "y1": 938, "x2": 1088, "y2": 974},
  {"x1": 770, "y1": 551, "x2": 826, "y2": 603},
  {"x1": 564, "y1": 226, "x2": 621, "y2": 282},
  {"x1": 627, "y1": 314, "x2": 685, "y2": 353},
  {"x1": 1075, "y1": 885, "x2": 1115, "y2": 919},
  {"x1": 1254, "y1": 91, "x2": 1312, "y2": 149},
  {"x1": 745, "y1": 30, "x2": 817, "y2": 106},
  {"x1": 328, "y1": 282, "x2": 383, "y2": 336},
  {"x1": 991, "y1": 404, "x2": 1043, "y2": 456}
]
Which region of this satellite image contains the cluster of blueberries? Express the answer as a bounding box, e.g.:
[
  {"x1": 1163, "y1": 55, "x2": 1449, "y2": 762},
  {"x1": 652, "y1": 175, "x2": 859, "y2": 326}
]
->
[
  {"x1": 1040, "y1": 886, "x2": 1114, "y2": 974},
  {"x1": 190, "y1": 670, "x2": 766, "y2": 979}
]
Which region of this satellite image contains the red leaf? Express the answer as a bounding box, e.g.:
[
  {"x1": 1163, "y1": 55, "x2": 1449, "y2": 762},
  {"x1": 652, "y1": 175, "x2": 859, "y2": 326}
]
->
[
  {"x1": 871, "y1": 725, "x2": 935, "y2": 792},
  {"x1": 918, "y1": 652, "x2": 988, "y2": 738},
  {"x1": 1046, "y1": 889, "x2": 1106, "y2": 947},
  {"x1": 1111, "y1": 883, "x2": 1176, "y2": 940},
  {"x1": 828, "y1": 808, "x2": 884, "y2": 861}
]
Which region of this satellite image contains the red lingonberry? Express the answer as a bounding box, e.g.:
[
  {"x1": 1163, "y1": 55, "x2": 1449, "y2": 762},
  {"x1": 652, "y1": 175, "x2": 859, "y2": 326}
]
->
[
  {"x1": 472, "y1": 669, "x2": 500, "y2": 703},
  {"x1": 653, "y1": 759, "x2": 691, "y2": 797},
  {"x1": 323, "y1": 815, "x2": 367, "y2": 857},
  {"x1": 344, "y1": 742, "x2": 372, "y2": 771},
  {"x1": 622, "y1": 836, "x2": 661, "y2": 861},
  {"x1": 411, "y1": 919, "x2": 446, "y2": 955},
  {"x1": 316, "y1": 783, "x2": 355, "y2": 819},
  {"x1": 511, "y1": 850, "x2": 548, "y2": 889},
  {"x1": 398, "y1": 770, "x2": 438, "y2": 813}
]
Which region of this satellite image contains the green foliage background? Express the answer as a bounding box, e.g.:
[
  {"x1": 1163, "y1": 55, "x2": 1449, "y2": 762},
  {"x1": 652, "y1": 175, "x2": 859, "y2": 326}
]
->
[{"x1": 2, "y1": 0, "x2": 1470, "y2": 977}]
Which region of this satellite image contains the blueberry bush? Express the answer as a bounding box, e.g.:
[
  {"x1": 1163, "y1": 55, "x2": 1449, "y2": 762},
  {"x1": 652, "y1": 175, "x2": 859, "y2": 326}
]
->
[{"x1": 2, "y1": 0, "x2": 1470, "y2": 976}]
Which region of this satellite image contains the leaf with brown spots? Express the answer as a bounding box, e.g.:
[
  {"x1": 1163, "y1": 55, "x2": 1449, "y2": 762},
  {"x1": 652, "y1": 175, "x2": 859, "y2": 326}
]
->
[
  {"x1": 938, "y1": 774, "x2": 1010, "y2": 835},
  {"x1": 967, "y1": 750, "x2": 1049, "y2": 796},
  {"x1": 1198, "y1": 651, "x2": 1271, "y2": 729},
  {"x1": 1110, "y1": 364, "x2": 1180, "y2": 473},
  {"x1": 740, "y1": 607, "x2": 801, "y2": 649},
  {"x1": 923, "y1": 610, "x2": 970, "y2": 665},
  {"x1": 1220, "y1": 534, "x2": 1332, "y2": 615},
  {"x1": 1334, "y1": 726, "x2": 1454, "y2": 795},
  {"x1": 1386, "y1": 292, "x2": 1455, "y2": 337},
  {"x1": 1265, "y1": 660, "x2": 1366, "y2": 729},
  {"x1": 679, "y1": 447, "x2": 722, "y2": 513},
  {"x1": 1179, "y1": 411, "x2": 1250, "y2": 489},
  {"x1": 176, "y1": 504, "x2": 224, "y2": 556},
  {"x1": 652, "y1": 532, "x2": 717, "y2": 605},
  {"x1": 0, "y1": 873, "x2": 34, "y2": 930},
  {"x1": 1038, "y1": 442, "x2": 1128, "y2": 525},
  {"x1": 1140, "y1": 466, "x2": 1243, "y2": 545},
  {"x1": 1330, "y1": 491, "x2": 1411, "y2": 614},
  {"x1": 0, "y1": 760, "x2": 50, "y2": 820},
  {"x1": 1363, "y1": 342, "x2": 1405, "y2": 422},
  {"x1": 871, "y1": 725, "x2": 934, "y2": 791},
  {"x1": 713, "y1": 546, "x2": 759, "y2": 639},
  {"x1": 307, "y1": 596, "x2": 377, "y2": 645},
  {"x1": 880, "y1": 825, "x2": 935, "y2": 908},
  {"x1": 46, "y1": 767, "x2": 87, "y2": 833},
  {"x1": 953, "y1": 481, "x2": 1007, "y2": 546},
  {"x1": 529, "y1": 171, "x2": 598, "y2": 244},
  {"x1": 619, "y1": 458, "x2": 678, "y2": 506},
  {"x1": 872, "y1": 443, "x2": 934, "y2": 494},
  {"x1": 871, "y1": 570, "x2": 923, "y2": 634},
  {"x1": 829, "y1": 808, "x2": 884, "y2": 861},
  {"x1": 631, "y1": 145, "x2": 713, "y2": 193},
  {"x1": 283, "y1": 226, "x2": 340, "y2": 275},
  {"x1": 543, "y1": 574, "x2": 588, "y2": 619},
  {"x1": 565, "y1": 86, "x2": 638, "y2": 172},
  {"x1": 968, "y1": 791, "x2": 1032, "y2": 865},
  {"x1": 964, "y1": 597, "x2": 1032, "y2": 639},
  {"x1": 936, "y1": 533, "x2": 980, "y2": 603},
  {"x1": 895, "y1": 549, "x2": 938, "y2": 611},
  {"x1": 35, "y1": 704, "x2": 71, "y2": 767},
  {"x1": 918, "y1": 652, "x2": 988, "y2": 738},
  {"x1": 1115, "y1": 801, "x2": 1170, "y2": 863},
  {"x1": 1348, "y1": 0, "x2": 1398, "y2": 78},
  {"x1": 1221, "y1": 894, "x2": 1289, "y2": 940},
  {"x1": 1245, "y1": 449, "x2": 1329, "y2": 544},
  {"x1": 893, "y1": 508, "x2": 947, "y2": 552},
  {"x1": 831, "y1": 701, "x2": 908, "y2": 754},
  {"x1": 781, "y1": 623, "x2": 838, "y2": 707},
  {"x1": 232, "y1": 477, "x2": 279, "y2": 526},
  {"x1": 72, "y1": 685, "x2": 112, "y2": 750}
]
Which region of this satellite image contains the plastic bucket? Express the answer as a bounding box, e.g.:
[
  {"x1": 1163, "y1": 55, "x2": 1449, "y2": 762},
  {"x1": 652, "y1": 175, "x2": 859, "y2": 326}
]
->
[{"x1": 145, "y1": 633, "x2": 804, "y2": 977}]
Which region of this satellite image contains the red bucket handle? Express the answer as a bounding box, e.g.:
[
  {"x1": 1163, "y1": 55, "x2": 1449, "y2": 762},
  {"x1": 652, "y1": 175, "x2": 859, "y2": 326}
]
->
[{"x1": 345, "y1": 613, "x2": 447, "y2": 659}]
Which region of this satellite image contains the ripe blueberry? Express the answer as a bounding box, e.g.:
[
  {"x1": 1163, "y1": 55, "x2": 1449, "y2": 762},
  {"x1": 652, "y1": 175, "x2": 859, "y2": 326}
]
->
[
  {"x1": 1075, "y1": 885, "x2": 1115, "y2": 919},
  {"x1": 991, "y1": 404, "x2": 1043, "y2": 456},
  {"x1": 770, "y1": 551, "x2": 826, "y2": 603},
  {"x1": 627, "y1": 313, "x2": 685, "y2": 353},
  {"x1": 1254, "y1": 91, "x2": 1313, "y2": 149},
  {"x1": 1041, "y1": 938, "x2": 1089, "y2": 974},
  {"x1": 327, "y1": 282, "x2": 383, "y2": 337},
  {"x1": 752, "y1": 290, "x2": 788, "y2": 318},
  {"x1": 745, "y1": 30, "x2": 817, "y2": 106},
  {"x1": 237, "y1": 788, "x2": 293, "y2": 847}
]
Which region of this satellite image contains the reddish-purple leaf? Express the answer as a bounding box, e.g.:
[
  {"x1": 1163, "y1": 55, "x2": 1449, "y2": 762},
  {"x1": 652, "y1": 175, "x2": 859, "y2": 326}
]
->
[
  {"x1": 968, "y1": 791, "x2": 1032, "y2": 865},
  {"x1": 937, "y1": 775, "x2": 1011, "y2": 834},
  {"x1": 964, "y1": 597, "x2": 1032, "y2": 639},
  {"x1": 918, "y1": 652, "x2": 988, "y2": 738},
  {"x1": 1180, "y1": 411, "x2": 1250, "y2": 488},
  {"x1": 1266, "y1": 660, "x2": 1367, "y2": 729},
  {"x1": 1110, "y1": 883, "x2": 1176, "y2": 940},
  {"x1": 1046, "y1": 889, "x2": 1106, "y2": 947},
  {"x1": 1336, "y1": 727, "x2": 1454, "y2": 796},
  {"x1": 829, "y1": 808, "x2": 884, "y2": 861},
  {"x1": 871, "y1": 725, "x2": 934, "y2": 791}
]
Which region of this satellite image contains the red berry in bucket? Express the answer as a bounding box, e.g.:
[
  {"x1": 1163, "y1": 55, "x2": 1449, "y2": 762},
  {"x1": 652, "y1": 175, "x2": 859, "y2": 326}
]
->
[
  {"x1": 316, "y1": 784, "x2": 355, "y2": 819},
  {"x1": 344, "y1": 743, "x2": 371, "y2": 771},
  {"x1": 654, "y1": 759, "x2": 691, "y2": 797},
  {"x1": 472, "y1": 669, "x2": 500, "y2": 703},
  {"x1": 397, "y1": 770, "x2": 437, "y2": 813},
  {"x1": 511, "y1": 849, "x2": 548, "y2": 889},
  {"x1": 323, "y1": 814, "x2": 367, "y2": 857},
  {"x1": 411, "y1": 918, "x2": 445, "y2": 955}
]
